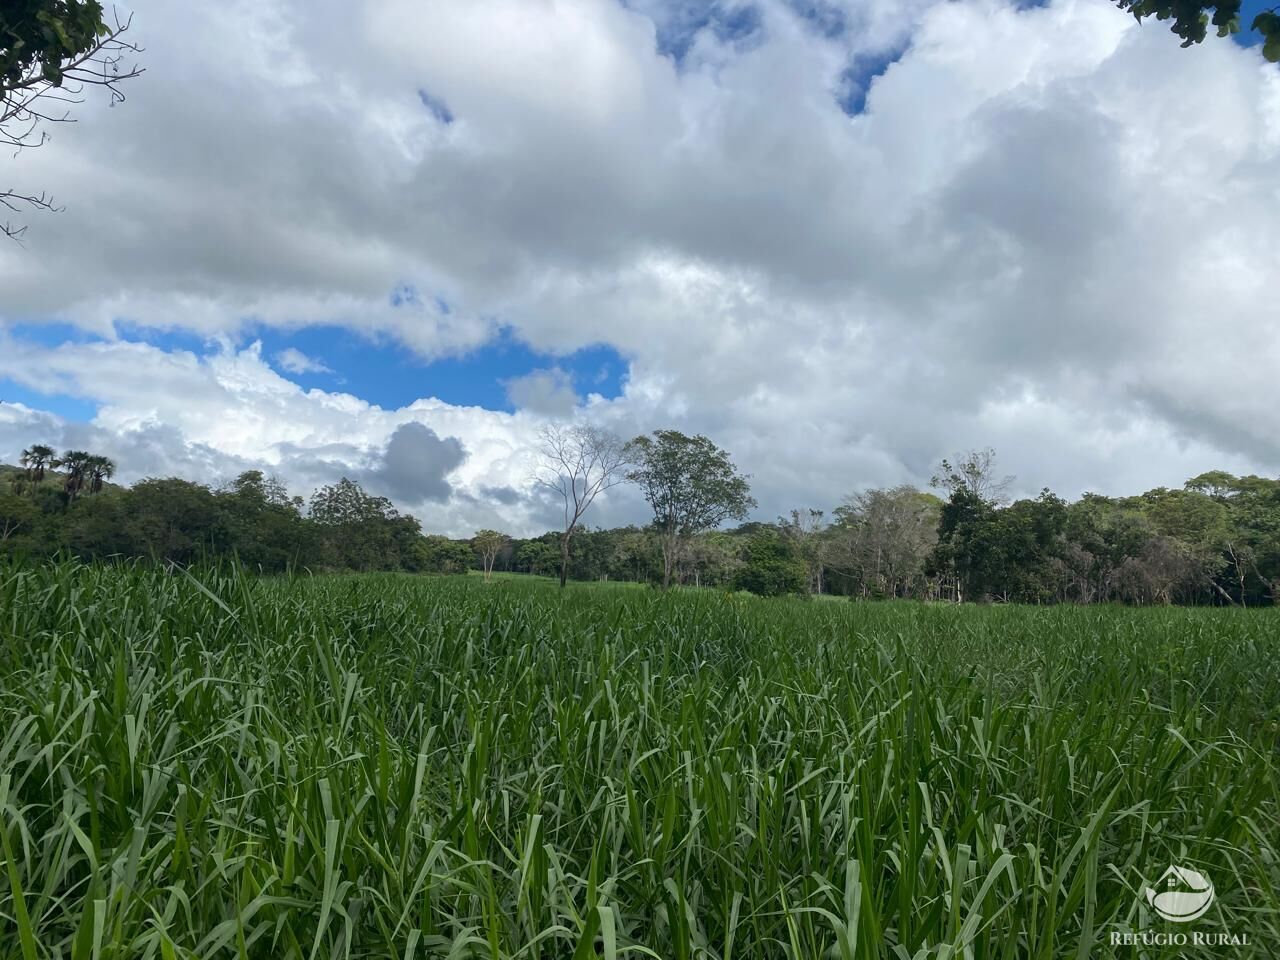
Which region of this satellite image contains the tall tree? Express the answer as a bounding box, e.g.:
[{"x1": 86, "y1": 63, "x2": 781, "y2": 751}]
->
[
  {"x1": 931, "y1": 447, "x2": 1014, "y2": 506},
  {"x1": 930, "y1": 487, "x2": 994, "y2": 603},
  {"x1": 85, "y1": 453, "x2": 114, "y2": 494},
  {"x1": 420, "y1": 535, "x2": 474, "y2": 575},
  {"x1": 610, "y1": 527, "x2": 660, "y2": 583},
  {"x1": 221, "y1": 470, "x2": 308, "y2": 572},
  {"x1": 516, "y1": 539, "x2": 560, "y2": 577},
  {"x1": 625, "y1": 430, "x2": 756, "y2": 589},
  {"x1": 226, "y1": 469, "x2": 294, "y2": 508},
  {"x1": 533, "y1": 424, "x2": 631, "y2": 588},
  {"x1": 18, "y1": 443, "x2": 55, "y2": 485},
  {"x1": 1, "y1": 1, "x2": 143, "y2": 239},
  {"x1": 685, "y1": 531, "x2": 741, "y2": 588},
  {"x1": 1136, "y1": 486, "x2": 1234, "y2": 603},
  {"x1": 472, "y1": 529, "x2": 509, "y2": 582},
  {"x1": 973, "y1": 490, "x2": 1069, "y2": 604},
  {"x1": 1184, "y1": 472, "x2": 1280, "y2": 605},
  {"x1": 831, "y1": 486, "x2": 940, "y2": 599},
  {"x1": 734, "y1": 528, "x2": 808, "y2": 597},
  {"x1": 309, "y1": 477, "x2": 407, "y2": 571},
  {"x1": 779, "y1": 508, "x2": 827, "y2": 594},
  {"x1": 56, "y1": 449, "x2": 90, "y2": 501},
  {"x1": 111, "y1": 477, "x2": 222, "y2": 564}
]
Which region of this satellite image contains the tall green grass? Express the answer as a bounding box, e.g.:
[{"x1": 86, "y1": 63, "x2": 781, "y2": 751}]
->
[{"x1": 1, "y1": 561, "x2": 1277, "y2": 958}]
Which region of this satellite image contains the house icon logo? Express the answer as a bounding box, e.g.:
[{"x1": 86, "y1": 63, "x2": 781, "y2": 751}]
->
[
  {"x1": 1112, "y1": 864, "x2": 1247, "y2": 948},
  {"x1": 1144, "y1": 865, "x2": 1215, "y2": 922}
]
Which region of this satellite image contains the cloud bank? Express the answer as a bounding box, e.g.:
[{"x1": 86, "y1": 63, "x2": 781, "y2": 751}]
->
[{"x1": 1, "y1": 0, "x2": 1278, "y2": 535}]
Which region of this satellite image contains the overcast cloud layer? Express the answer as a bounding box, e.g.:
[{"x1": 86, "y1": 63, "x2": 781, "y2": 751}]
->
[{"x1": 1, "y1": 0, "x2": 1278, "y2": 536}]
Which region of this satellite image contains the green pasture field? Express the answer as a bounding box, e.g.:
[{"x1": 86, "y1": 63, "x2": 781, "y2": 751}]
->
[{"x1": 1, "y1": 562, "x2": 1277, "y2": 958}]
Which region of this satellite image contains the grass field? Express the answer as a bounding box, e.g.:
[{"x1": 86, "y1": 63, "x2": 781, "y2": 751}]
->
[{"x1": 1, "y1": 562, "x2": 1278, "y2": 958}]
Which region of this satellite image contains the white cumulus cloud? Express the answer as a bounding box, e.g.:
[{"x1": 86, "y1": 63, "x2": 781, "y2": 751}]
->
[
  {"x1": 274, "y1": 347, "x2": 333, "y2": 375},
  {"x1": 1, "y1": 0, "x2": 1278, "y2": 534}
]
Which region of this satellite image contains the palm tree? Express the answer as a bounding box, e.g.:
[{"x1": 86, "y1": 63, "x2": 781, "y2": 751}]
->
[
  {"x1": 58, "y1": 450, "x2": 92, "y2": 502},
  {"x1": 19, "y1": 444, "x2": 56, "y2": 484},
  {"x1": 87, "y1": 455, "x2": 116, "y2": 495}
]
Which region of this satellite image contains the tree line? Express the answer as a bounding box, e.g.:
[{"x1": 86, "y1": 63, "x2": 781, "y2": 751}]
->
[{"x1": 3, "y1": 436, "x2": 1279, "y2": 606}]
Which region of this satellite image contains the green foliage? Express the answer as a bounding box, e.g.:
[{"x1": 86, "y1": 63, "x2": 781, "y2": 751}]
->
[
  {"x1": 471, "y1": 528, "x2": 508, "y2": 553},
  {"x1": 516, "y1": 538, "x2": 561, "y2": 577},
  {"x1": 16, "y1": 444, "x2": 55, "y2": 485},
  {"x1": 309, "y1": 477, "x2": 425, "y2": 572},
  {"x1": 220, "y1": 470, "x2": 311, "y2": 571},
  {"x1": 0, "y1": 465, "x2": 431, "y2": 574},
  {"x1": 829, "y1": 486, "x2": 940, "y2": 598},
  {"x1": 734, "y1": 528, "x2": 808, "y2": 597},
  {"x1": 471, "y1": 528, "x2": 510, "y2": 580},
  {"x1": 604, "y1": 526, "x2": 663, "y2": 584},
  {"x1": 1258, "y1": 11, "x2": 1280, "y2": 61},
  {"x1": 626, "y1": 431, "x2": 756, "y2": 537},
  {"x1": 921, "y1": 473, "x2": 1280, "y2": 606},
  {"x1": 1114, "y1": 1, "x2": 1280, "y2": 59},
  {"x1": 930, "y1": 487, "x2": 996, "y2": 601},
  {"x1": 3, "y1": 447, "x2": 1279, "y2": 603},
  {"x1": 626, "y1": 430, "x2": 757, "y2": 588},
  {"x1": 0, "y1": 492, "x2": 38, "y2": 545},
  {"x1": 0, "y1": 0, "x2": 109, "y2": 87},
  {"x1": 1, "y1": 1, "x2": 141, "y2": 240},
  {"x1": 0, "y1": 563, "x2": 1277, "y2": 956},
  {"x1": 419, "y1": 534, "x2": 474, "y2": 574}
]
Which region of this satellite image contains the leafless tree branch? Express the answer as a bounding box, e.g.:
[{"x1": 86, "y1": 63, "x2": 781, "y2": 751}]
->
[
  {"x1": 0, "y1": 188, "x2": 61, "y2": 241},
  {"x1": 1, "y1": 7, "x2": 143, "y2": 239},
  {"x1": 532, "y1": 423, "x2": 632, "y2": 586}
]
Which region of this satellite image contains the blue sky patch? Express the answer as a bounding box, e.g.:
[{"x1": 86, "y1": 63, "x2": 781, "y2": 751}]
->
[
  {"x1": 784, "y1": 1, "x2": 848, "y2": 39},
  {"x1": 417, "y1": 89, "x2": 455, "y2": 125},
  {"x1": 1233, "y1": 0, "x2": 1273, "y2": 47},
  {"x1": 6, "y1": 322, "x2": 106, "y2": 348},
  {"x1": 1, "y1": 323, "x2": 104, "y2": 420},
  {"x1": 837, "y1": 44, "x2": 908, "y2": 116},
  {"x1": 251, "y1": 325, "x2": 627, "y2": 413},
  {"x1": 113, "y1": 321, "x2": 213, "y2": 356},
  {"x1": 2, "y1": 319, "x2": 628, "y2": 425},
  {"x1": 638, "y1": 1, "x2": 764, "y2": 65},
  {"x1": 0, "y1": 380, "x2": 99, "y2": 422}
]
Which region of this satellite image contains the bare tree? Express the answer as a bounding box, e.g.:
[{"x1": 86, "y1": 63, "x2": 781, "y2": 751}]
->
[
  {"x1": 830, "y1": 486, "x2": 940, "y2": 599},
  {"x1": 2, "y1": 4, "x2": 144, "y2": 240},
  {"x1": 1220, "y1": 539, "x2": 1264, "y2": 608},
  {"x1": 1117, "y1": 535, "x2": 1203, "y2": 605},
  {"x1": 471, "y1": 529, "x2": 508, "y2": 582},
  {"x1": 534, "y1": 424, "x2": 631, "y2": 588},
  {"x1": 930, "y1": 447, "x2": 1015, "y2": 506},
  {"x1": 779, "y1": 508, "x2": 827, "y2": 594}
]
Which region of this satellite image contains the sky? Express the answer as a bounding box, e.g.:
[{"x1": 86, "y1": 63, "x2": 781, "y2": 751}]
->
[{"x1": 2, "y1": 0, "x2": 1279, "y2": 537}]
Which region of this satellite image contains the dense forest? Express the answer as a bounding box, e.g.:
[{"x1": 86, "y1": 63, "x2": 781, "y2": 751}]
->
[{"x1": 2, "y1": 441, "x2": 1278, "y2": 606}]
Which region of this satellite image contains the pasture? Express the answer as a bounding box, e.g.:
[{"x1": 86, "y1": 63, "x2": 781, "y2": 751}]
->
[{"x1": 1, "y1": 562, "x2": 1277, "y2": 958}]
